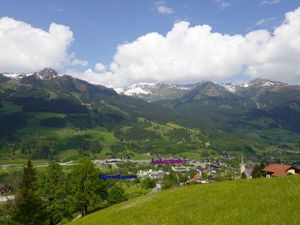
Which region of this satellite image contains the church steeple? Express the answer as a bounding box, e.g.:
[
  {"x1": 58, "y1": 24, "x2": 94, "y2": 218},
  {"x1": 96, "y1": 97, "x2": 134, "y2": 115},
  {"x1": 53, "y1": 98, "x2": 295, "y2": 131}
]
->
[{"x1": 240, "y1": 155, "x2": 246, "y2": 175}]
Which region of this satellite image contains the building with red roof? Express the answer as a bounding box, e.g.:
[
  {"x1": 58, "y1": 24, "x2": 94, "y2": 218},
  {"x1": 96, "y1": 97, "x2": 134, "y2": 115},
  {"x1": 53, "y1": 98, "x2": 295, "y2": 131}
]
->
[{"x1": 263, "y1": 164, "x2": 299, "y2": 177}]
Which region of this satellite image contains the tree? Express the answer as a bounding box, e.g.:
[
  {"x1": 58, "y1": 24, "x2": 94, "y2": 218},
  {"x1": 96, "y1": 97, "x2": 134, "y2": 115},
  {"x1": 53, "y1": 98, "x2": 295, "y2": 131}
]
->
[
  {"x1": 21, "y1": 139, "x2": 36, "y2": 155},
  {"x1": 89, "y1": 141, "x2": 102, "y2": 155},
  {"x1": 32, "y1": 145, "x2": 51, "y2": 159},
  {"x1": 252, "y1": 162, "x2": 266, "y2": 178},
  {"x1": 8, "y1": 142, "x2": 17, "y2": 160},
  {"x1": 111, "y1": 144, "x2": 125, "y2": 154},
  {"x1": 70, "y1": 159, "x2": 100, "y2": 216},
  {"x1": 141, "y1": 177, "x2": 156, "y2": 189},
  {"x1": 13, "y1": 160, "x2": 45, "y2": 225},
  {"x1": 0, "y1": 196, "x2": 16, "y2": 225},
  {"x1": 107, "y1": 164, "x2": 113, "y2": 173},
  {"x1": 201, "y1": 171, "x2": 208, "y2": 179},
  {"x1": 95, "y1": 181, "x2": 110, "y2": 201},
  {"x1": 241, "y1": 172, "x2": 247, "y2": 179},
  {"x1": 39, "y1": 162, "x2": 69, "y2": 225},
  {"x1": 107, "y1": 185, "x2": 127, "y2": 204},
  {"x1": 162, "y1": 172, "x2": 178, "y2": 190}
]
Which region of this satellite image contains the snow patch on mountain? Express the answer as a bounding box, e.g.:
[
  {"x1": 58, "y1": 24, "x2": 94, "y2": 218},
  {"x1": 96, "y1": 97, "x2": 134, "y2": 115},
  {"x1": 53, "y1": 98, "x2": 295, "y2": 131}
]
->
[
  {"x1": 221, "y1": 83, "x2": 237, "y2": 93},
  {"x1": 33, "y1": 68, "x2": 59, "y2": 80},
  {"x1": 263, "y1": 81, "x2": 274, "y2": 87},
  {"x1": 172, "y1": 83, "x2": 196, "y2": 90},
  {"x1": 240, "y1": 83, "x2": 249, "y2": 88},
  {"x1": 121, "y1": 81, "x2": 197, "y2": 97},
  {"x1": 123, "y1": 85, "x2": 151, "y2": 96},
  {"x1": 176, "y1": 86, "x2": 191, "y2": 90},
  {"x1": 3, "y1": 73, "x2": 21, "y2": 78},
  {"x1": 3, "y1": 73, "x2": 32, "y2": 79},
  {"x1": 122, "y1": 82, "x2": 162, "y2": 96}
]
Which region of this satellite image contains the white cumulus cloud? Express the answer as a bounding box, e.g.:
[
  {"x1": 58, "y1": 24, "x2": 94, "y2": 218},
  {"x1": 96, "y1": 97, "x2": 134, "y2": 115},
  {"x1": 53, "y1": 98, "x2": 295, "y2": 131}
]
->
[
  {"x1": 0, "y1": 17, "x2": 84, "y2": 73},
  {"x1": 95, "y1": 63, "x2": 106, "y2": 72},
  {"x1": 82, "y1": 6, "x2": 300, "y2": 88}
]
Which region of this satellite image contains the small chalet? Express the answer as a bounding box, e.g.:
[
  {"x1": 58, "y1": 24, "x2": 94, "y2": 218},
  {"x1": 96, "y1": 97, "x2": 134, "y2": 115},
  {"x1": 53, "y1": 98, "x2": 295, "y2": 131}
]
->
[
  {"x1": 263, "y1": 164, "x2": 299, "y2": 177},
  {"x1": 186, "y1": 171, "x2": 201, "y2": 184}
]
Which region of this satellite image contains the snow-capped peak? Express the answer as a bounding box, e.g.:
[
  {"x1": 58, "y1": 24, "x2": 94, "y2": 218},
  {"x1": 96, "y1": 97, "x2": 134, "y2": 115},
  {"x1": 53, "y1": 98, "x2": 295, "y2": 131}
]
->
[
  {"x1": 221, "y1": 83, "x2": 237, "y2": 93},
  {"x1": 122, "y1": 82, "x2": 162, "y2": 96},
  {"x1": 263, "y1": 81, "x2": 274, "y2": 87},
  {"x1": 240, "y1": 83, "x2": 249, "y2": 88},
  {"x1": 33, "y1": 68, "x2": 59, "y2": 80},
  {"x1": 2, "y1": 72, "x2": 32, "y2": 79},
  {"x1": 248, "y1": 78, "x2": 288, "y2": 88},
  {"x1": 2, "y1": 68, "x2": 60, "y2": 80},
  {"x1": 123, "y1": 85, "x2": 151, "y2": 96},
  {"x1": 3, "y1": 73, "x2": 21, "y2": 79},
  {"x1": 121, "y1": 81, "x2": 198, "y2": 97}
]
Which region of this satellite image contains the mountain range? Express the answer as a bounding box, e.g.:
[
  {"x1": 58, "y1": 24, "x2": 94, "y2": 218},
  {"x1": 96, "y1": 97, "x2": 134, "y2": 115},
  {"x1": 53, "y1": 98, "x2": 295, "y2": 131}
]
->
[
  {"x1": 1, "y1": 68, "x2": 300, "y2": 159},
  {"x1": 120, "y1": 78, "x2": 300, "y2": 133},
  {"x1": 0, "y1": 68, "x2": 189, "y2": 130},
  {"x1": 119, "y1": 79, "x2": 293, "y2": 103}
]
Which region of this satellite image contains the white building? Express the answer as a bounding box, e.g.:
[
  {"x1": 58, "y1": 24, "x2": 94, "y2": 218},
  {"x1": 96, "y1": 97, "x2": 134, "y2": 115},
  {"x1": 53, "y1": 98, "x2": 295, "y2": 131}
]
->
[
  {"x1": 172, "y1": 166, "x2": 190, "y2": 172},
  {"x1": 137, "y1": 169, "x2": 168, "y2": 180}
]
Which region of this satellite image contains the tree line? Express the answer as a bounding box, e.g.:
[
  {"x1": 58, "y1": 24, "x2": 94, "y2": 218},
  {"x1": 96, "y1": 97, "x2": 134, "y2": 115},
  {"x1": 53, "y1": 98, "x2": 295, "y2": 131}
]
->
[{"x1": 0, "y1": 160, "x2": 127, "y2": 225}]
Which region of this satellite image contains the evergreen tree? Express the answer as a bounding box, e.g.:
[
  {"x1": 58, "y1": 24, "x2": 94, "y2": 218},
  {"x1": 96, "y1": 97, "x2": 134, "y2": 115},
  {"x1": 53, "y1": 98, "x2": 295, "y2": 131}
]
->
[
  {"x1": 21, "y1": 140, "x2": 36, "y2": 155},
  {"x1": 260, "y1": 162, "x2": 266, "y2": 177},
  {"x1": 14, "y1": 160, "x2": 45, "y2": 225},
  {"x1": 252, "y1": 164, "x2": 262, "y2": 178}
]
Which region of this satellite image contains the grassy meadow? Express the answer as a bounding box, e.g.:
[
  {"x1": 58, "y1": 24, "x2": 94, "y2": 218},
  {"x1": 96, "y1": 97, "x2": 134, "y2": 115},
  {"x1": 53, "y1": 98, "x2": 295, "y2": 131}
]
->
[{"x1": 70, "y1": 175, "x2": 300, "y2": 225}]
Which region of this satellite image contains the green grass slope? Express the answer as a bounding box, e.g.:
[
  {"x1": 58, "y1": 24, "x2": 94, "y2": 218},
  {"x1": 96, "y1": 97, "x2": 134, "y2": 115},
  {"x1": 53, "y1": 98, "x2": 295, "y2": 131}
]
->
[{"x1": 70, "y1": 176, "x2": 300, "y2": 225}]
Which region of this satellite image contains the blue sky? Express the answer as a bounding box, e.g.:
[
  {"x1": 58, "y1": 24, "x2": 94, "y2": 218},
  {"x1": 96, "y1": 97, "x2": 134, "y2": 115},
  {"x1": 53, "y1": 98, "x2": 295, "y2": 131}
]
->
[{"x1": 1, "y1": 0, "x2": 300, "y2": 87}]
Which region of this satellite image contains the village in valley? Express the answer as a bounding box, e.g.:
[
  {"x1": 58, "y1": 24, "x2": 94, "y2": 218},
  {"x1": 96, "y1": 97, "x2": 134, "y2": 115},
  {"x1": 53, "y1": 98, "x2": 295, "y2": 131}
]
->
[
  {"x1": 91, "y1": 154, "x2": 300, "y2": 192},
  {"x1": 1, "y1": 147, "x2": 300, "y2": 204}
]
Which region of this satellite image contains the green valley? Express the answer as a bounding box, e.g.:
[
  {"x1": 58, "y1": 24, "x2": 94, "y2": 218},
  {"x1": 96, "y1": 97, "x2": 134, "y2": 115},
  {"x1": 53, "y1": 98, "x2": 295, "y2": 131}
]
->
[{"x1": 2, "y1": 2, "x2": 300, "y2": 225}]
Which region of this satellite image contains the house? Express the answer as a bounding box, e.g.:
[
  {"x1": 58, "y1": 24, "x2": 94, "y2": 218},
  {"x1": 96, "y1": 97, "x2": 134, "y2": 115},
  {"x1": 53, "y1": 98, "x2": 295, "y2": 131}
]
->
[
  {"x1": 171, "y1": 166, "x2": 190, "y2": 172},
  {"x1": 292, "y1": 162, "x2": 300, "y2": 170},
  {"x1": 186, "y1": 171, "x2": 202, "y2": 184},
  {"x1": 210, "y1": 163, "x2": 221, "y2": 171},
  {"x1": 181, "y1": 170, "x2": 209, "y2": 186},
  {"x1": 263, "y1": 164, "x2": 299, "y2": 177},
  {"x1": 137, "y1": 169, "x2": 168, "y2": 180},
  {"x1": 92, "y1": 159, "x2": 121, "y2": 168},
  {"x1": 105, "y1": 158, "x2": 124, "y2": 163},
  {"x1": 151, "y1": 183, "x2": 162, "y2": 192}
]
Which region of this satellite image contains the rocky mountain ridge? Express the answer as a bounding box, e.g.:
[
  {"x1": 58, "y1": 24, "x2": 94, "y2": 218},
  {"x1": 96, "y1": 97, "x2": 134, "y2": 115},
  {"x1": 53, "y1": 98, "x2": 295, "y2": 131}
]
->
[{"x1": 119, "y1": 78, "x2": 296, "y2": 102}]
